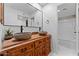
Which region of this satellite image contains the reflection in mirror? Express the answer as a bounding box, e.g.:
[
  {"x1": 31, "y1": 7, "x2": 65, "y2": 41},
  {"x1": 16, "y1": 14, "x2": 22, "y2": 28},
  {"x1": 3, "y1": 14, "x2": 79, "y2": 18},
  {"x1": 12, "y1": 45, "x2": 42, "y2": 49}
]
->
[{"x1": 4, "y1": 3, "x2": 42, "y2": 28}]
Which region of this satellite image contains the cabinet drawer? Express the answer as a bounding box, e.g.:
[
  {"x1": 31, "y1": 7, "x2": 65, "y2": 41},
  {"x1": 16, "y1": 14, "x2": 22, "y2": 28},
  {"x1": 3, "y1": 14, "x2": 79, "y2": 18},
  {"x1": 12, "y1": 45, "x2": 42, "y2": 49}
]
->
[
  {"x1": 34, "y1": 39, "x2": 44, "y2": 48},
  {"x1": 13, "y1": 49, "x2": 34, "y2": 56},
  {"x1": 5, "y1": 42, "x2": 34, "y2": 56},
  {"x1": 6, "y1": 49, "x2": 34, "y2": 56},
  {"x1": 21, "y1": 42, "x2": 34, "y2": 50},
  {"x1": 5, "y1": 49, "x2": 21, "y2": 56},
  {"x1": 23, "y1": 50, "x2": 34, "y2": 56}
]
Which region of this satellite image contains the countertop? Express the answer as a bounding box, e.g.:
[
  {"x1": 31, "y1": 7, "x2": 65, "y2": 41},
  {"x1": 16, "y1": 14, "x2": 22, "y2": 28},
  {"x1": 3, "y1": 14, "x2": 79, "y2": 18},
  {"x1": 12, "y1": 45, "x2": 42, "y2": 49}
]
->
[
  {"x1": 3, "y1": 34, "x2": 43, "y2": 48},
  {"x1": 0, "y1": 34, "x2": 50, "y2": 52}
]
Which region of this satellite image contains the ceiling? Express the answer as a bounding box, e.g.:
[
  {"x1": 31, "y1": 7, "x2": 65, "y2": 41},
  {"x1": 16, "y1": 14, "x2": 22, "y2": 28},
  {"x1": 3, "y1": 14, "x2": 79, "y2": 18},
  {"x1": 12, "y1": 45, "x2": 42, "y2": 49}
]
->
[
  {"x1": 39, "y1": 3, "x2": 62, "y2": 7},
  {"x1": 58, "y1": 3, "x2": 76, "y2": 18},
  {"x1": 5, "y1": 3, "x2": 64, "y2": 17},
  {"x1": 39, "y1": 3, "x2": 48, "y2": 7},
  {"x1": 5, "y1": 3, "x2": 38, "y2": 16}
]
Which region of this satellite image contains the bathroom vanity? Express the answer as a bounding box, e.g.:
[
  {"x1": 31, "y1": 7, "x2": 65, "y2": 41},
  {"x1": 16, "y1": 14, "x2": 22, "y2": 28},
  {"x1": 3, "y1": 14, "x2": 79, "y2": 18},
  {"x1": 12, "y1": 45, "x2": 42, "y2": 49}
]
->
[
  {"x1": 0, "y1": 34, "x2": 51, "y2": 56},
  {"x1": 0, "y1": 3, "x2": 51, "y2": 56}
]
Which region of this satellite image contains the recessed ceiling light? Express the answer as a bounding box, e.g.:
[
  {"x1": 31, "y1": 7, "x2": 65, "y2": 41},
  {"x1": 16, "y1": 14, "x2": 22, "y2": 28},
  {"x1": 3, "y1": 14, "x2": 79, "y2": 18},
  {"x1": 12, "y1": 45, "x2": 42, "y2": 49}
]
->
[{"x1": 57, "y1": 10, "x2": 60, "y2": 12}]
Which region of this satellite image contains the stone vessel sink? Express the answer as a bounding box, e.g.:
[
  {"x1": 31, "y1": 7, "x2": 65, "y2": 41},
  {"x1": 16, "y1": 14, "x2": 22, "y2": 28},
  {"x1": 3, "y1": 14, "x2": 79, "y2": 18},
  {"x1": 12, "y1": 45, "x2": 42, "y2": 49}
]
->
[
  {"x1": 39, "y1": 31, "x2": 47, "y2": 36},
  {"x1": 14, "y1": 32, "x2": 32, "y2": 41},
  {"x1": 32, "y1": 32, "x2": 38, "y2": 35}
]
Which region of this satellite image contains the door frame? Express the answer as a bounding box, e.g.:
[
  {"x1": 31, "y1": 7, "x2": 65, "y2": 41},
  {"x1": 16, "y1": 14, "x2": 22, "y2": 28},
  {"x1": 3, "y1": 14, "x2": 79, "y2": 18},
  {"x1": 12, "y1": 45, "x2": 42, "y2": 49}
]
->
[{"x1": 76, "y1": 3, "x2": 78, "y2": 56}]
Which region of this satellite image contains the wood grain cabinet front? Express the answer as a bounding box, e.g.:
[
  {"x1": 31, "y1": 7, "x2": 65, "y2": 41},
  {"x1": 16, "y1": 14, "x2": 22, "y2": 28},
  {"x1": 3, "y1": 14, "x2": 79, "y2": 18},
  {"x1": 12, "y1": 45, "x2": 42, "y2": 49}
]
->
[
  {"x1": 5, "y1": 42, "x2": 34, "y2": 56},
  {"x1": 0, "y1": 3, "x2": 4, "y2": 24},
  {"x1": 34, "y1": 38, "x2": 44, "y2": 48},
  {"x1": 42, "y1": 46, "x2": 50, "y2": 56},
  {"x1": 34, "y1": 46, "x2": 43, "y2": 56},
  {"x1": 24, "y1": 50, "x2": 34, "y2": 56},
  {"x1": 0, "y1": 35, "x2": 51, "y2": 56},
  {"x1": 34, "y1": 36, "x2": 51, "y2": 56}
]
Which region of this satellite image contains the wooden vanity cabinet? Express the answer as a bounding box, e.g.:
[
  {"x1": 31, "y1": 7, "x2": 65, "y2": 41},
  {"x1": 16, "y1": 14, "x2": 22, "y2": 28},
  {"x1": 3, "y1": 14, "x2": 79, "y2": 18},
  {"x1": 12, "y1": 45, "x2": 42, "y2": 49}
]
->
[
  {"x1": 0, "y1": 3, "x2": 4, "y2": 24},
  {"x1": 34, "y1": 37, "x2": 51, "y2": 56},
  {"x1": 0, "y1": 35, "x2": 51, "y2": 56},
  {"x1": 34, "y1": 46, "x2": 43, "y2": 56},
  {"x1": 6, "y1": 42, "x2": 34, "y2": 56}
]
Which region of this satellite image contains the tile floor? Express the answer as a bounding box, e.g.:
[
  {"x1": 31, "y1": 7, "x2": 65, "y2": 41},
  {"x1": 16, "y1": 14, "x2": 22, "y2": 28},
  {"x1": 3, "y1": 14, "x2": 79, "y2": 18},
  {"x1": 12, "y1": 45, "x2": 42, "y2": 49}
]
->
[{"x1": 49, "y1": 45, "x2": 76, "y2": 56}]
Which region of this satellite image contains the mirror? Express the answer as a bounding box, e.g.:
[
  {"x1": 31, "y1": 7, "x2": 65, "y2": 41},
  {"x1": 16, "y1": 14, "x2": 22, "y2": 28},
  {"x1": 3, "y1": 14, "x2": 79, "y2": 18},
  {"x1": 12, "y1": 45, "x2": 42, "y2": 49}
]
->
[{"x1": 4, "y1": 3, "x2": 42, "y2": 28}]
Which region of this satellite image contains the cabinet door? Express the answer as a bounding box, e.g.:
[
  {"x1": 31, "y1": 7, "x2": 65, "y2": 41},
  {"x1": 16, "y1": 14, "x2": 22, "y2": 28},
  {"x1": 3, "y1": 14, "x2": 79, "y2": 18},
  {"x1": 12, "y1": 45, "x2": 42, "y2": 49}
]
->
[
  {"x1": 23, "y1": 49, "x2": 34, "y2": 56},
  {"x1": 34, "y1": 46, "x2": 43, "y2": 56},
  {"x1": 6, "y1": 48, "x2": 21, "y2": 56},
  {"x1": 43, "y1": 38, "x2": 51, "y2": 56},
  {"x1": 34, "y1": 39, "x2": 44, "y2": 48},
  {"x1": 42, "y1": 46, "x2": 50, "y2": 56}
]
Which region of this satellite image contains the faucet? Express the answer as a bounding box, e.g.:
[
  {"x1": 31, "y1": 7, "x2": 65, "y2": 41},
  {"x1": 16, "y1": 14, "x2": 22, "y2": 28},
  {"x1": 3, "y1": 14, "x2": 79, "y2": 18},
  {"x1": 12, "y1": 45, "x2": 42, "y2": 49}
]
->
[
  {"x1": 20, "y1": 25, "x2": 23, "y2": 33},
  {"x1": 39, "y1": 27, "x2": 41, "y2": 32}
]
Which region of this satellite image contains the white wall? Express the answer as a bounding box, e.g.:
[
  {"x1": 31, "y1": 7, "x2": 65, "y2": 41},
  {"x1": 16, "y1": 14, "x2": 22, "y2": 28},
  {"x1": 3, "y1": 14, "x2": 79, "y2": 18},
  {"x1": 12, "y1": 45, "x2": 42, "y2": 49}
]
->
[
  {"x1": 58, "y1": 16, "x2": 76, "y2": 41},
  {"x1": 0, "y1": 23, "x2": 4, "y2": 50},
  {"x1": 0, "y1": 25, "x2": 2, "y2": 50},
  {"x1": 58, "y1": 16, "x2": 76, "y2": 49},
  {"x1": 43, "y1": 4, "x2": 58, "y2": 53},
  {"x1": 78, "y1": 12, "x2": 79, "y2": 52},
  {"x1": 4, "y1": 26, "x2": 39, "y2": 34},
  {"x1": 29, "y1": 3, "x2": 42, "y2": 11}
]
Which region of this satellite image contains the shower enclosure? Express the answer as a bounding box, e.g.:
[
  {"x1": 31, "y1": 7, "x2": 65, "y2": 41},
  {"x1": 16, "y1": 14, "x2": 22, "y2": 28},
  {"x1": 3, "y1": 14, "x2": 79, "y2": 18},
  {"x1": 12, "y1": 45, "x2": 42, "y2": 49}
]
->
[{"x1": 57, "y1": 3, "x2": 78, "y2": 56}]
